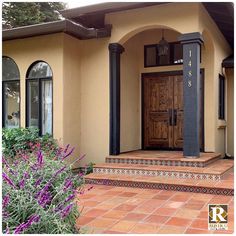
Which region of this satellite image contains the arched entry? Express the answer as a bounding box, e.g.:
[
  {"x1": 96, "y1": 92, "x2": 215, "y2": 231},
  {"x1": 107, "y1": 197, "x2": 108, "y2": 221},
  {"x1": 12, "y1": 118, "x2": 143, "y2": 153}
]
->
[{"x1": 109, "y1": 27, "x2": 204, "y2": 158}]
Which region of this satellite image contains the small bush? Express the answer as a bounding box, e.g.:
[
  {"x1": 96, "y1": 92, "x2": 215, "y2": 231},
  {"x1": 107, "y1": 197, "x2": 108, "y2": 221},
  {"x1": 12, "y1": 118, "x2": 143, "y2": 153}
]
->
[
  {"x1": 2, "y1": 128, "x2": 59, "y2": 159},
  {"x1": 2, "y1": 146, "x2": 84, "y2": 234}
]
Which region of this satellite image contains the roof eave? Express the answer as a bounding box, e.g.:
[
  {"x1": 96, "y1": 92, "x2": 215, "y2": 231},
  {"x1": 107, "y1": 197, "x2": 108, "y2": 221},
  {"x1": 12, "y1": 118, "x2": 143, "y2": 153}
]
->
[{"x1": 2, "y1": 19, "x2": 111, "y2": 41}]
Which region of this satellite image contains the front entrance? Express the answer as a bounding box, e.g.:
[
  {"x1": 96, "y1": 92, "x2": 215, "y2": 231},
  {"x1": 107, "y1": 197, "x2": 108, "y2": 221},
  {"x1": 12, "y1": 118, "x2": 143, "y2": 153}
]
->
[{"x1": 142, "y1": 72, "x2": 183, "y2": 149}]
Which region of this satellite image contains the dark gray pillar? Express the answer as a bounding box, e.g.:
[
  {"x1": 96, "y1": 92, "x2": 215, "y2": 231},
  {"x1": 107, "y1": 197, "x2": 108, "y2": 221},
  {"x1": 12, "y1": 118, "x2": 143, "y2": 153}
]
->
[
  {"x1": 178, "y1": 32, "x2": 203, "y2": 158},
  {"x1": 108, "y1": 43, "x2": 124, "y2": 155}
]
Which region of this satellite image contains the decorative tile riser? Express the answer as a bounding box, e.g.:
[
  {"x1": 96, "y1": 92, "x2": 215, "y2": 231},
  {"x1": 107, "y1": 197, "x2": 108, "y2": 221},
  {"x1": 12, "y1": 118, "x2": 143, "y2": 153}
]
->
[
  {"x1": 93, "y1": 168, "x2": 222, "y2": 181},
  {"x1": 106, "y1": 157, "x2": 221, "y2": 167},
  {"x1": 85, "y1": 178, "x2": 234, "y2": 196}
]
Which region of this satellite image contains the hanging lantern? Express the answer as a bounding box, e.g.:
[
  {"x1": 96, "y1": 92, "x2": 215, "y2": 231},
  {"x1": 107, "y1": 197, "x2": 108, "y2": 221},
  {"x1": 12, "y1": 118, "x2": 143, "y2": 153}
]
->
[{"x1": 158, "y1": 29, "x2": 169, "y2": 56}]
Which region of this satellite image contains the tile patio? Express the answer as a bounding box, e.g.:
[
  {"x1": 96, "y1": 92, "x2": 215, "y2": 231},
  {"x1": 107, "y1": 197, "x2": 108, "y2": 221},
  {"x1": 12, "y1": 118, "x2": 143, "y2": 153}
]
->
[{"x1": 76, "y1": 185, "x2": 234, "y2": 234}]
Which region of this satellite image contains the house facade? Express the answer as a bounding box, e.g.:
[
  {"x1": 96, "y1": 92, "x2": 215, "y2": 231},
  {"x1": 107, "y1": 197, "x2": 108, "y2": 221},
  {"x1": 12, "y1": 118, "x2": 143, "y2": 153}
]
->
[{"x1": 2, "y1": 2, "x2": 234, "y2": 168}]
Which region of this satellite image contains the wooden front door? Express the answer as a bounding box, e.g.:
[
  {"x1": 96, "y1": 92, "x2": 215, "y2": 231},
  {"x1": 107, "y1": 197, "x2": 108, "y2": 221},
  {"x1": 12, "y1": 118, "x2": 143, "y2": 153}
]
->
[{"x1": 143, "y1": 73, "x2": 184, "y2": 149}]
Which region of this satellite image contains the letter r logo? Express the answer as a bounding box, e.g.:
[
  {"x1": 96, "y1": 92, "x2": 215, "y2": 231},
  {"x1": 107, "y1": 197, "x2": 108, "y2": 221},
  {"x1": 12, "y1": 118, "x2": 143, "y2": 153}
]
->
[{"x1": 209, "y1": 204, "x2": 228, "y2": 223}]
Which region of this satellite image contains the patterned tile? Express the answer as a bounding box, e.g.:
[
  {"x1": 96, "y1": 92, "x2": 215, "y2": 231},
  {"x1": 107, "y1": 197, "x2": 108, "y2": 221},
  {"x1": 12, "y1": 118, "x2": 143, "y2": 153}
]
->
[{"x1": 85, "y1": 178, "x2": 234, "y2": 196}]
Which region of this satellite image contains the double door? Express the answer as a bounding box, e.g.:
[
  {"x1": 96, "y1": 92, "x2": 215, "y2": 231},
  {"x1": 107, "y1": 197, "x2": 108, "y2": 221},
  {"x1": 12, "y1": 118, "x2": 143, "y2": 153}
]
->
[{"x1": 143, "y1": 74, "x2": 184, "y2": 149}]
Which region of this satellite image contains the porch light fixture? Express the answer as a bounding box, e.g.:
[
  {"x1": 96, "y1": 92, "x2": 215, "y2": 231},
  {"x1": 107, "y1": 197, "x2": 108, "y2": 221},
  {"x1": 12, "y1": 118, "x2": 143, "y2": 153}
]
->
[{"x1": 158, "y1": 29, "x2": 169, "y2": 56}]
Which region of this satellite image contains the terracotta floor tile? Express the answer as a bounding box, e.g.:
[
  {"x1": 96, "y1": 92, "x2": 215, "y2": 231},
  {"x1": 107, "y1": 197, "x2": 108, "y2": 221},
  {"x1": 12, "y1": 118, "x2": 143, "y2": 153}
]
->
[
  {"x1": 103, "y1": 190, "x2": 123, "y2": 196},
  {"x1": 104, "y1": 196, "x2": 129, "y2": 205},
  {"x1": 143, "y1": 198, "x2": 167, "y2": 206},
  {"x1": 134, "y1": 203, "x2": 158, "y2": 214},
  {"x1": 174, "y1": 208, "x2": 200, "y2": 219},
  {"x1": 88, "y1": 227, "x2": 106, "y2": 234},
  {"x1": 125, "y1": 197, "x2": 146, "y2": 205},
  {"x1": 165, "y1": 217, "x2": 192, "y2": 227},
  {"x1": 103, "y1": 230, "x2": 124, "y2": 234},
  {"x1": 153, "y1": 207, "x2": 178, "y2": 216},
  {"x1": 77, "y1": 205, "x2": 91, "y2": 215},
  {"x1": 209, "y1": 195, "x2": 233, "y2": 204},
  {"x1": 84, "y1": 208, "x2": 108, "y2": 218},
  {"x1": 82, "y1": 200, "x2": 100, "y2": 207},
  {"x1": 114, "y1": 203, "x2": 138, "y2": 212},
  {"x1": 129, "y1": 222, "x2": 160, "y2": 234},
  {"x1": 157, "y1": 225, "x2": 187, "y2": 234},
  {"x1": 184, "y1": 203, "x2": 205, "y2": 210},
  {"x1": 119, "y1": 192, "x2": 138, "y2": 197},
  {"x1": 87, "y1": 217, "x2": 117, "y2": 228},
  {"x1": 152, "y1": 193, "x2": 173, "y2": 200},
  {"x1": 144, "y1": 214, "x2": 169, "y2": 224},
  {"x1": 169, "y1": 194, "x2": 192, "y2": 202},
  {"x1": 122, "y1": 212, "x2": 148, "y2": 221},
  {"x1": 162, "y1": 201, "x2": 185, "y2": 209},
  {"x1": 76, "y1": 216, "x2": 95, "y2": 226},
  {"x1": 102, "y1": 210, "x2": 128, "y2": 219},
  {"x1": 190, "y1": 219, "x2": 208, "y2": 229},
  {"x1": 95, "y1": 203, "x2": 116, "y2": 210},
  {"x1": 110, "y1": 220, "x2": 137, "y2": 232},
  {"x1": 91, "y1": 195, "x2": 112, "y2": 202},
  {"x1": 197, "y1": 210, "x2": 208, "y2": 219},
  {"x1": 185, "y1": 228, "x2": 212, "y2": 234},
  {"x1": 79, "y1": 194, "x2": 96, "y2": 200}
]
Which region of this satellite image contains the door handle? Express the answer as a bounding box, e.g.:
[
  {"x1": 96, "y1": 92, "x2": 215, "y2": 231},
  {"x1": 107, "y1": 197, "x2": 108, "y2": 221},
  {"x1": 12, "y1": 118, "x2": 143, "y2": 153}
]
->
[
  {"x1": 169, "y1": 109, "x2": 173, "y2": 126},
  {"x1": 173, "y1": 109, "x2": 177, "y2": 126}
]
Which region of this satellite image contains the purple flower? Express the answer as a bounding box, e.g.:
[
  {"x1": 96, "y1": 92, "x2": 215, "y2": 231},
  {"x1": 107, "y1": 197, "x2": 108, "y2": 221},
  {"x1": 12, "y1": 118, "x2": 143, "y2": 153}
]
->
[
  {"x1": 64, "y1": 144, "x2": 70, "y2": 153},
  {"x1": 18, "y1": 179, "x2": 25, "y2": 189},
  {"x1": 64, "y1": 193, "x2": 75, "y2": 203},
  {"x1": 63, "y1": 179, "x2": 73, "y2": 191},
  {"x1": 54, "y1": 202, "x2": 64, "y2": 212},
  {"x1": 34, "y1": 177, "x2": 43, "y2": 187},
  {"x1": 23, "y1": 172, "x2": 30, "y2": 179},
  {"x1": 62, "y1": 147, "x2": 75, "y2": 160},
  {"x1": 53, "y1": 166, "x2": 66, "y2": 177},
  {"x1": 37, "y1": 150, "x2": 44, "y2": 166},
  {"x1": 60, "y1": 203, "x2": 74, "y2": 218},
  {"x1": 14, "y1": 215, "x2": 40, "y2": 234},
  {"x1": 2, "y1": 172, "x2": 17, "y2": 189},
  {"x1": 3, "y1": 210, "x2": 9, "y2": 219},
  {"x1": 3, "y1": 195, "x2": 10, "y2": 208},
  {"x1": 38, "y1": 191, "x2": 52, "y2": 208},
  {"x1": 3, "y1": 157, "x2": 17, "y2": 176}
]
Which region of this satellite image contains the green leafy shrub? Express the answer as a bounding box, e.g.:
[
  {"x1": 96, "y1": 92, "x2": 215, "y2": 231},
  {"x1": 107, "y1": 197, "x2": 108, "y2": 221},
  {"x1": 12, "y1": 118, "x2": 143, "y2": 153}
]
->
[
  {"x1": 2, "y1": 146, "x2": 84, "y2": 234},
  {"x1": 2, "y1": 128, "x2": 59, "y2": 159},
  {"x1": 85, "y1": 162, "x2": 95, "y2": 174}
]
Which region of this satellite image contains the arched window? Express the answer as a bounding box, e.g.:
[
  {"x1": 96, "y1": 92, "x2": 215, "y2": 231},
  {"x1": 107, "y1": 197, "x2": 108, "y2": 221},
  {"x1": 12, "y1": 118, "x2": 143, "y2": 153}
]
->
[
  {"x1": 26, "y1": 61, "x2": 53, "y2": 135},
  {"x1": 2, "y1": 56, "x2": 20, "y2": 128}
]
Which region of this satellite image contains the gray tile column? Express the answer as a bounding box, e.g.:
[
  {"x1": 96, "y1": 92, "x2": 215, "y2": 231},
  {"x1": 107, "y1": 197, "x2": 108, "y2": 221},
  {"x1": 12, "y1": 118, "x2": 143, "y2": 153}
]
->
[
  {"x1": 178, "y1": 32, "x2": 203, "y2": 158},
  {"x1": 108, "y1": 43, "x2": 124, "y2": 155}
]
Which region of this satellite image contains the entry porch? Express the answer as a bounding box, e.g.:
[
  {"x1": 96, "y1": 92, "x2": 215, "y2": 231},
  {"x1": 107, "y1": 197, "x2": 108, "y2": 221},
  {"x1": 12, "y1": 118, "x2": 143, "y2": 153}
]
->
[{"x1": 85, "y1": 150, "x2": 233, "y2": 195}]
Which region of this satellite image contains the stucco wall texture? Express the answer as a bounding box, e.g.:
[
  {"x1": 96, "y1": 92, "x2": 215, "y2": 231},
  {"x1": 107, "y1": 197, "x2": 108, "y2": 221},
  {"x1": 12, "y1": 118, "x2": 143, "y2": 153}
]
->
[{"x1": 2, "y1": 3, "x2": 233, "y2": 166}]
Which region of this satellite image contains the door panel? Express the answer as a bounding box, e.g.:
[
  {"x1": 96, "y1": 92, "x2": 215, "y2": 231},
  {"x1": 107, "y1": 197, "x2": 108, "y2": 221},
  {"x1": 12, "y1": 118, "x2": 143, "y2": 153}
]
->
[
  {"x1": 173, "y1": 76, "x2": 184, "y2": 148},
  {"x1": 143, "y1": 76, "x2": 173, "y2": 148}
]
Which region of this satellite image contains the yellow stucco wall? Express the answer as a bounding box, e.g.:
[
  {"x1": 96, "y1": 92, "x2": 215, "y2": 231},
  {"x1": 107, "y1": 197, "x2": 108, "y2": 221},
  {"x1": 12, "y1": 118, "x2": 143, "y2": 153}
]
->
[
  {"x1": 79, "y1": 38, "x2": 110, "y2": 165},
  {"x1": 225, "y1": 68, "x2": 234, "y2": 156},
  {"x1": 3, "y1": 33, "x2": 64, "y2": 143},
  {"x1": 62, "y1": 34, "x2": 82, "y2": 165},
  {"x1": 2, "y1": 2, "x2": 233, "y2": 165},
  {"x1": 199, "y1": 4, "x2": 232, "y2": 154}
]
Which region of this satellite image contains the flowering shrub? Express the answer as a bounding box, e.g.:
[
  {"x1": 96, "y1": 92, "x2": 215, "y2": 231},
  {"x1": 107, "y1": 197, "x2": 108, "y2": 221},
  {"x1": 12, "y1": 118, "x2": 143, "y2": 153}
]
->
[
  {"x1": 2, "y1": 128, "x2": 59, "y2": 159},
  {"x1": 2, "y1": 145, "x2": 85, "y2": 234}
]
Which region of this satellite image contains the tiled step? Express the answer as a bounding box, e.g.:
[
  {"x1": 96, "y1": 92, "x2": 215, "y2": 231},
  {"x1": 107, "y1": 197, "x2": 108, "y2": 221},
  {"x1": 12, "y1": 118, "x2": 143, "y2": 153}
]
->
[
  {"x1": 85, "y1": 170, "x2": 234, "y2": 196},
  {"x1": 106, "y1": 152, "x2": 222, "y2": 167},
  {"x1": 93, "y1": 159, "x2": 233, "y2": 181}
]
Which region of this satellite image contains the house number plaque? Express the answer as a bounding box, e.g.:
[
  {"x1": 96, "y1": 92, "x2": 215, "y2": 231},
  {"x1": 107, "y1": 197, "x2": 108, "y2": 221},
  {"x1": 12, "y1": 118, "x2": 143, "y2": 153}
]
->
[{"x1": 187, "y1": 50, "x2": 192, "y2": 87}]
